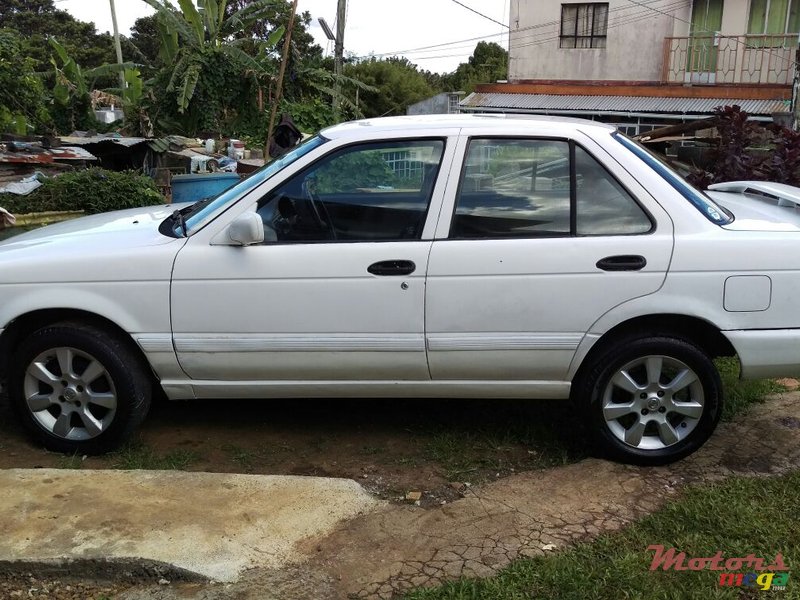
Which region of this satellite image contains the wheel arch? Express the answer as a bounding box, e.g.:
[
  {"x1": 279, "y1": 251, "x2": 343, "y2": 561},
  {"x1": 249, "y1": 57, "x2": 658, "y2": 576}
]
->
[
  {"x1": 569, "y1": 313, "x2": 736, "y2": 389},
  {"x1": 0, "y1": 309, "x2": 154, "y2": 385}
]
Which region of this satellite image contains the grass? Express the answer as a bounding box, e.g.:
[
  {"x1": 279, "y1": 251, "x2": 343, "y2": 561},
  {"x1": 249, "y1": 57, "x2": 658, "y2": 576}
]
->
[
  {"x1": 110, "y1": 440, "x2": 199, "y2": 470},
  {"x1": 405, "y1": 471, "x2": 800, "y2": 599},
  {"x1": 58, "y1": 453, "x2": 86, "y2": 469},
  {"x1": 53, "y1": 441, "x2": 201, "y2": 470},
  {"x1": 715, "y1": 357, "x2": 785, "y2": 420},
  {"x1": 0, "y1": 225, "x2": 37, "y2": 241},
  {"x1": 220, "y1": 442, "x2": 295, "y2": 472},
  {"x1": 424, "y1": 425, "x2": 577, "y2": 482}
]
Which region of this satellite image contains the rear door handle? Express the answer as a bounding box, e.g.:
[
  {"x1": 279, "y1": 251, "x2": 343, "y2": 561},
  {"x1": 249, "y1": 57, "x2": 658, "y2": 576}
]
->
[
  {"x1": 368, "y1": 260, "x2": 416, "y2": 276},
  {"x1": 596, "y1": 255, "x2": 647, "y2": 271}
]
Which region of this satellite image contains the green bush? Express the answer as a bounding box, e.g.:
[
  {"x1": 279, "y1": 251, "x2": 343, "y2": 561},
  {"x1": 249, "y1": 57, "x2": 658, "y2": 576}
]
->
[{"x1": 0, "y1": 168, "x2": 165, "y2": 215}]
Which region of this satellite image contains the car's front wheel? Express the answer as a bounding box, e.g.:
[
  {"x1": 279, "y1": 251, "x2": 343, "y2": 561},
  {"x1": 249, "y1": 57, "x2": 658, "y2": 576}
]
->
[
  {"x1": 8, "y1": 323, "x2": 151, "y2": 454},
  {"x1": 576, "y1": 335, "x2": 723, "y2": 465}
]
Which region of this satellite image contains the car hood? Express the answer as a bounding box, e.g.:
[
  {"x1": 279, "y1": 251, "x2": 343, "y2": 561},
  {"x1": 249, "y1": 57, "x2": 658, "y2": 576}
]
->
[
  {"x1": 0, "y1": 204, "x2": 192, "y2": 284},
  {"x1": 0, "y1": 203, "x2": 190, "y2": 250},
  {"x1": 707, "y1": 191, "x2": 800, "y2": 232}
]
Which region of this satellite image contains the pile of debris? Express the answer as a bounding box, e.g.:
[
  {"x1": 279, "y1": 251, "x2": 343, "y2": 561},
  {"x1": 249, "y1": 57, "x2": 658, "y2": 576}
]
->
[{"x1": 0, "y1": 138, "x2": 98, "y2": 197}]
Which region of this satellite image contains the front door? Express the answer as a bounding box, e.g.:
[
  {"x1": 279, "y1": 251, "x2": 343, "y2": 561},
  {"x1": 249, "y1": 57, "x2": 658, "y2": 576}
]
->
[
  {"x1": 425, "y1": 133, "x2": 673, "y2": 388},
  {"x1": 170, "y1": 137, "x2": 449, "y2": 394}
]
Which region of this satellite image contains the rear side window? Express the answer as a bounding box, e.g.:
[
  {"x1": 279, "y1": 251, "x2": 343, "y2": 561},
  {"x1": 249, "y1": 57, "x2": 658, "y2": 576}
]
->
[
  {"x1": 450, "y1": 138, "x2": 651, "y2": 239},
  {"x1": 612, "y1": 131, "x2": 731, "y2": 225}
]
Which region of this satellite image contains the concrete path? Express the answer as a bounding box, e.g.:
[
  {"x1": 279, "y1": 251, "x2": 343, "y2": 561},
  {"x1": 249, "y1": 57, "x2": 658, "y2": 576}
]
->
[
  {"x1": 2, "y1": 389, "x2": 799, "y2": 599},
  {"x1": 0, "y1": 471, "x2": 379, "y2": 582}
]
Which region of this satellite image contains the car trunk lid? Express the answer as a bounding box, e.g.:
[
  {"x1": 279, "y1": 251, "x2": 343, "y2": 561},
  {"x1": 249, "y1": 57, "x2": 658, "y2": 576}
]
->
[{"x1": 706, "y1": 181, "x2": 800, "y2": 232}]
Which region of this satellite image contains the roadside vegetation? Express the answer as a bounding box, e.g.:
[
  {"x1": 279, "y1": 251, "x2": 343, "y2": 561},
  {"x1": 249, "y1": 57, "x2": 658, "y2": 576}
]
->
[{"x1": 0, "y1": 168, "x2": 163, "y2": 215}]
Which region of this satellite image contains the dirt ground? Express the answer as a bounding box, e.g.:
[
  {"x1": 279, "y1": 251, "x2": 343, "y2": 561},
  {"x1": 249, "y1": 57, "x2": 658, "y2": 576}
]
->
[{"x1": 0, "y1": 394, "x2": 588, "y2": 506}]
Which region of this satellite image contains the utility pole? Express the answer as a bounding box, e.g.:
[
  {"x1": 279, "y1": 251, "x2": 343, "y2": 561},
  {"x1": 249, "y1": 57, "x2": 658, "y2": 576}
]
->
[
  {"x1": 333, "y1": 0, "x2": 347, "y2": 122},
  {"x1": 109, "y1": 0, "x2": 126, "y2": 91},
  {"x1": 265, "y1": 0, "x2": 299, "y2": 159}
]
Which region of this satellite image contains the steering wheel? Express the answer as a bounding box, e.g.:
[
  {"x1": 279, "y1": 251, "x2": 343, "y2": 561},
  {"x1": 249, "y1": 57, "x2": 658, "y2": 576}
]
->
[{"x1": 301, "y1": 178, "x2": 337, "y2": 240}]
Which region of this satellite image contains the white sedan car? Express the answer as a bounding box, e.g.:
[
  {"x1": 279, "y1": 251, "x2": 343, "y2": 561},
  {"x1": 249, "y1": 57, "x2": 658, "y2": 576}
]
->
[{"x1": 1, "y1": 114, "x2": 798, "y2": 465}]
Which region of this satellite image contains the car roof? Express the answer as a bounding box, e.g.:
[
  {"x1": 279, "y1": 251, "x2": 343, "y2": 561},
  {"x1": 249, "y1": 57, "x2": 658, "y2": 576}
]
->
[{"x1": 320, "y1": 113, "x2": 617, "y2": 140}]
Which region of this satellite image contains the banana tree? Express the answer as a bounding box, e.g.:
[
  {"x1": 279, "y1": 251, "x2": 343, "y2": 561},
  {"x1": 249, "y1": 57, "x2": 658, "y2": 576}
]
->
[
  {"x1": 141, "y1": 0, "x2": 284, "y2": 114},
  {"x1": 49, "y1": 37, "x2": 137, "y2": 130}
]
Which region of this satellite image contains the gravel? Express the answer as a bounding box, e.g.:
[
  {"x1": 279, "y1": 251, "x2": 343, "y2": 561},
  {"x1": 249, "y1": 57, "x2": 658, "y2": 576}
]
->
[{"x1": 0, "y1": 573, "x2": 131, "y2": 599}]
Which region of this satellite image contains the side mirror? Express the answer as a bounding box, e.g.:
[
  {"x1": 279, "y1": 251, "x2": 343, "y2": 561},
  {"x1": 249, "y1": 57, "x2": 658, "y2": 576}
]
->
[{"x1": 227, "y1": 212, "x2": 264, "y2": 246}]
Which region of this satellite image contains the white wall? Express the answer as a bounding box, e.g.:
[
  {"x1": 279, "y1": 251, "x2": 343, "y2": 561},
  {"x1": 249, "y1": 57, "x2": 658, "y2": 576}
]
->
[{"x1": 508, "y1": 0, "x2": 751, "y2": 82}]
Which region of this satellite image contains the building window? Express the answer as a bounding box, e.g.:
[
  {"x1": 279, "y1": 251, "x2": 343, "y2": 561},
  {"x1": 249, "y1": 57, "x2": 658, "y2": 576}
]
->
[
  {"x1": 748, "y1": 0, "x2": 800, "y2": 34},
  {"x1": 560, "y1": 3, "x2": 609, "y2": 48},
  {"x1": 447, "y1": 93, "x2": 461, "y2": 114}
]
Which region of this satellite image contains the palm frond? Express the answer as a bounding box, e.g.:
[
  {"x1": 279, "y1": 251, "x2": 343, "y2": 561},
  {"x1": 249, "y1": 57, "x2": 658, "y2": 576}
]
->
[
  {"x1": 224, "y1": 0, "x2": 279, "y2": 35},
  {"x1": 220, "y1": 44, "x2": 263, "y2": 74},
  {"x1": 177, "y1": 0, "x2": 205, "y2": 45},
  {"x1": 177, "y1": 62, "x2": 201, "y2": 113},
  {"x1": 140, "y1": 0, "x2": 198, "y2": 48},
  {"x1": 166, "y1": 54, "x2": 191, "y2": 92}
]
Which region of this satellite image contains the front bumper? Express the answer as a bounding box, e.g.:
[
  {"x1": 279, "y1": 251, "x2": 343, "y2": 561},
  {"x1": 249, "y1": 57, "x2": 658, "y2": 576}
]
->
[{"x1": 725, "y1": 329, "x2": 800, "y2": 379}]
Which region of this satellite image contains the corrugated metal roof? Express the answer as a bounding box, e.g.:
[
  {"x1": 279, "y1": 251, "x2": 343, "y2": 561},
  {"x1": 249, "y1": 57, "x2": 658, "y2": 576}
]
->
[
  {"x1": 60, "y1": 136, "x2": 149, "y2": 147},
  {"x1": 147, "y1": 138, "x2": 171, "y2": 153},
  {"x1": 460, "y1": 92, "x2": 790, "y2": 117},
  {"x1": 59, "y1": 136, "x2": 175, "y2": 153},
  {"x1": 0, "y1": 146, "x2": 97, "y2": 165}
]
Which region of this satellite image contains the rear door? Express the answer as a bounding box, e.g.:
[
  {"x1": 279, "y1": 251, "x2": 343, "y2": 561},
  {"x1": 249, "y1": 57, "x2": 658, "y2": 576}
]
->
[{"x1": 425, "y1": 130, "x2": 674, "y2": 385}]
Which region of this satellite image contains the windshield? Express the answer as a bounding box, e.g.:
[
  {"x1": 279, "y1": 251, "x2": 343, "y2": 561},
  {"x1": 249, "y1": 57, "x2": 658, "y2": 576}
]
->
[
  {"x1": 179, "y1": 135, "x2": 327, "y2": 234},
  {"x1": 612, "y1": 132, "x2": 732, "y2": 225}
]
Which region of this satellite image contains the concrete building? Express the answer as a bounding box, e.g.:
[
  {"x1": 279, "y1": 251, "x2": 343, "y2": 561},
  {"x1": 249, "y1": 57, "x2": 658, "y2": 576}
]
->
[
  {"x1": 461, "y1": 0, "x2": 795, "y2": 133},
  {"x1": 406, "y1": 92, "x2": 464, "y2": 115}
]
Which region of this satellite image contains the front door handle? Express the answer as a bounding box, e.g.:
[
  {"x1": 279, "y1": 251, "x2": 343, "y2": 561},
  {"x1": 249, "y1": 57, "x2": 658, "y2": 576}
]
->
[
  {"x1": 368, "y1": 260, "x2": 416, "y2": 276},
  {"x1": 596, "y1": 255, "x2": 647, "y2": 271}
]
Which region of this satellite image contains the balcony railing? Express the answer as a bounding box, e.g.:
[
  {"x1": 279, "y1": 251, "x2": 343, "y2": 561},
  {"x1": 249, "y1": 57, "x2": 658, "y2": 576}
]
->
[{"x1": 662, "y1": 34, "x2": 798, "y2": 85}]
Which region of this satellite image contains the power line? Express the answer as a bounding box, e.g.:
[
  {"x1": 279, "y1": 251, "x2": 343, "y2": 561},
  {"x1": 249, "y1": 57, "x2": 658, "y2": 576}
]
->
[
  {"x1": 356, "y1": 0, "x2": 683, "y2": 59},
  {"x1": 449, "y1": 0, "x2": 509, "y2": 29}
]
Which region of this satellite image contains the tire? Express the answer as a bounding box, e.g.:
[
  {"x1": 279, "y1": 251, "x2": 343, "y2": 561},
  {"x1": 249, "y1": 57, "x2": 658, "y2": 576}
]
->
[
  {"x1": 7, "y1": 322, "x2": 152, "y2": 454},
  {"x1": 574, "y1": 335, "x2": 723, "y2": 465}
]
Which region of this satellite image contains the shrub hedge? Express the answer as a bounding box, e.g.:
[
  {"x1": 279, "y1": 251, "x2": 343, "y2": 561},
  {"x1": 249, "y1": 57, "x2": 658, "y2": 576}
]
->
[{"x1": 0, "y1": 168, "x2": 165, "y2": 215}]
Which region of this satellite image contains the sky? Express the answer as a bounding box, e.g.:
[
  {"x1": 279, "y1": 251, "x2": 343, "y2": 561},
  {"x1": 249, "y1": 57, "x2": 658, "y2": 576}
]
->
[{"x1": 58, "y1": 0, "x2": 510, "y2": 74}]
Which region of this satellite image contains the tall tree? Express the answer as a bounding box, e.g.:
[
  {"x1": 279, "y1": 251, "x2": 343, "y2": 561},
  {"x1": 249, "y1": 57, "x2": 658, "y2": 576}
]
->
[
  {"x1": 344, "y1": 57, "x2": 438, "y2": 118},
  {"x1": 128, "y1": 14, "x2": 162, "y2": 73},
  {"x1": 0, "y1": 28, "x2": 52, "y2": 134},
  {"x1": 443, "y1": 41, "x2": 508, "y2": 93},
  {"x1": 0, "y1": 0, "x2": 117, "y2": 72},
  {"x1": 223, "y1": 1, "x2": 323, "y2": 104}
]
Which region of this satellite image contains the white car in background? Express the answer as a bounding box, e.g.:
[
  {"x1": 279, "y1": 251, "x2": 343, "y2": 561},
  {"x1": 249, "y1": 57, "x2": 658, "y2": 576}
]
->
[{"x1": 1, "y1": 114, "x2": 799, "y2": 465}]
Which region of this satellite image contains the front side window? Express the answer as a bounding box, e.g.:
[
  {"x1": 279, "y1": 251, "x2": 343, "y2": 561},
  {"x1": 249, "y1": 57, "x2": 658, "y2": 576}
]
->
[
  {"x1": 560, "y1": 3, "x2": 609, "y2": 48},
  {"x1": 180, "y1": 135, "x2": 326, "y2": 235},
  {"x1": 257, "y1": 139, "x2": 445, "y2": 242},
  {"x1": 450, "y1": 138, "x2": 651, "y2": 239}
]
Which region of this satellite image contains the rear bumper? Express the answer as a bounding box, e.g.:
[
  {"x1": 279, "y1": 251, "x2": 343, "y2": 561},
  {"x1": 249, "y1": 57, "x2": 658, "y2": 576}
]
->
[{"x1": 724, "y1": 329, "x2": 800, "y2": 379}]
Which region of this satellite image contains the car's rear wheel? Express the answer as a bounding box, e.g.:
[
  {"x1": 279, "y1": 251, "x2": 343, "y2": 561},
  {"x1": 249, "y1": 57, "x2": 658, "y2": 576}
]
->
[
  {"x1": 576, "y1": 335, "x2": 723, "y2": 465},
  {"x1": 8, "y1": 323, "x2": 151, "y2": 454}
]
